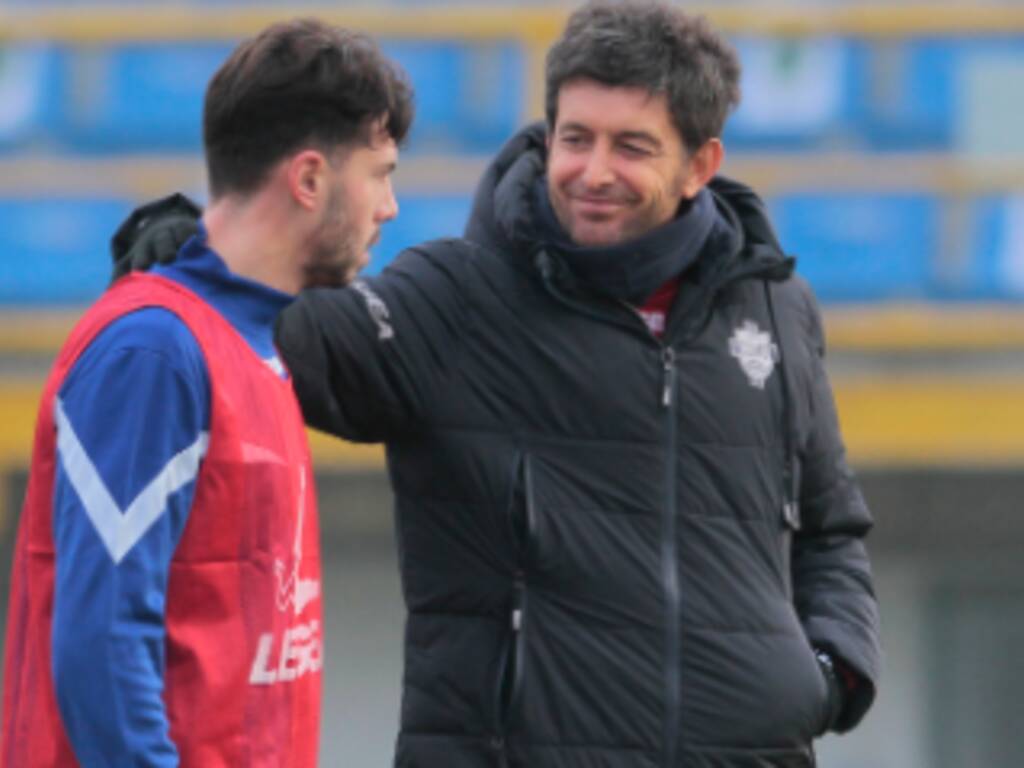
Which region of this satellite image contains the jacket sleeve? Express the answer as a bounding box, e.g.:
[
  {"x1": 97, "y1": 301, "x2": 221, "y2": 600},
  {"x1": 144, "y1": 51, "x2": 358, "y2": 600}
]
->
[
  {"x1": 51, "y1": 310, "x2": 210, "y2": 767},
  {"x1": 791, "y1": 281, "x2": 881, "y2": 733},
  {"x1": 275, "y1": 243, "x2": 469, "y2": 443}
]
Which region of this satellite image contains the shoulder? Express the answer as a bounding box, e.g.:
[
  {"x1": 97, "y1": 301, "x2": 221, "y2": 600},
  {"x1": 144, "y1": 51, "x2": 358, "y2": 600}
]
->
[
  {"x1": 386, "y1": 237, "x2": 495, "y2": 282},
  {"x1": 773, "y1": 272, "x2": 818, "y2": 316},
  {"x1": 749, "y1": 273, "x2": 823, "y2": 350},
  {"x1": 780, "y1": 274, "x2": 825, "y2": 350},
  {"x1": 63, "y1": 306, "x2": 207, "y2": 395},
  {"x1": 387, "y1": 236, "x2": 533, "y2": 296},
  {"x1": 368, "y1": 236, "x2": 522, "y2": 308},
  {"x1": 100, "y1": 305, "x2": 198, "y2": 350}
]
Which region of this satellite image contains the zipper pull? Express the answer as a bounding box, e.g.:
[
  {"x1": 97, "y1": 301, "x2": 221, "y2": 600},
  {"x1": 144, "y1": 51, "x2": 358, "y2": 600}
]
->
[
  {"x1": 661, "y1": 347, "x2": 676, "y2": 408},
  {"x1": 511, "y1": 570, "x2": 524, "y2": 632},
  {"x1": 782, "y1": 458, "x2": 801, "y2": 530}
]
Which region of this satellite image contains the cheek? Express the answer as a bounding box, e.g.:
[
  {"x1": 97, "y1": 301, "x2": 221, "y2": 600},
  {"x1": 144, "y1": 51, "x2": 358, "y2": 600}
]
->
[
  {"x1": 546, "y1": 152, "x2": 578, "y2": 189},
  {"x1": 627, "y1": 170, "x2": 668, "y2": 202},
  {"x1": 347, "y1": 188, "x2": 374, "y2": 226}
]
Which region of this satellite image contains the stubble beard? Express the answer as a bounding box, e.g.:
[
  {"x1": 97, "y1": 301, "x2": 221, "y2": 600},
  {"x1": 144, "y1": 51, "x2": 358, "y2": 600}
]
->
[{"x1": 302, "y1": 193, "x2": 365, "y2": 290}]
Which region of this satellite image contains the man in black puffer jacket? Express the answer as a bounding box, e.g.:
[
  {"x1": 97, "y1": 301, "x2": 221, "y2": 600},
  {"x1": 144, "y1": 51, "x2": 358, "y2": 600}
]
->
[{"x1": 113, "y1": 3, "x2": 880, "y2": 766}]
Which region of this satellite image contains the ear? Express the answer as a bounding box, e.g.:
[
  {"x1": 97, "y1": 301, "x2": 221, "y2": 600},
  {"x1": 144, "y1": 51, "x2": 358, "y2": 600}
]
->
[
  {"x1": 681, "y1": 138, "x2": 724, "y2": 199},
  {"x1": 286, "y1": 149, "x2": 329, "y2": 212}
]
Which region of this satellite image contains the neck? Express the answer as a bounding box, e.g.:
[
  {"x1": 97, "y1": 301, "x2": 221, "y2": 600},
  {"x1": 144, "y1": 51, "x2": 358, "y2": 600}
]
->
[{"x1": 203, "y1": 192, "x2": 299, "y2": 295}]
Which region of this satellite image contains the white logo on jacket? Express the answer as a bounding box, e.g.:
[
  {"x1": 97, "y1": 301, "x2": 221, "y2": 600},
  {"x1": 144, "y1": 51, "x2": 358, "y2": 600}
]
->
[
  {"x1": 273, "y1": 467, "x2": 320, "y2": 616},
  {"x1": 728, "y1": 320, "x2": 779, "y2": 389},
  {"x1": 249, "y1": 466, "x2": 323, "y2": 685},
  {"x1": 351, "y1": 279, "x2": 394, "y2": 341}
]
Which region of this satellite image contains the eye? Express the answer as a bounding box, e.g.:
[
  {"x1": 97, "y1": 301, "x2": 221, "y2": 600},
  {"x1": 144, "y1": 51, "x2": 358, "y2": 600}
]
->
[
  {"x1": 620, "y1": 143, "x2": 651, "y2": 158},
  {"x1": 559, "y1": 133, "x2": 587, "y2": 149}
]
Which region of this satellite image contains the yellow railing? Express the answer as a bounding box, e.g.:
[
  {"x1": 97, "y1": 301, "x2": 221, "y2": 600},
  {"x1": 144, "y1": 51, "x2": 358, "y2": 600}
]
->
[
  {"x1": 5, "y1": 4, "x2": 1024, "y2": 42},
  {"x1": 2, "y1": 371, "x2": 1022, "y2": 473},
  {"x1": 2, "y1": 153, "x2": 1024, "y2": 200},
  {"x1": 11, "y1": 305, "x2": 1024, "y2": 358},
  {"x1": 2, "y1": 4, "x2": 1024, "y2": 121}
]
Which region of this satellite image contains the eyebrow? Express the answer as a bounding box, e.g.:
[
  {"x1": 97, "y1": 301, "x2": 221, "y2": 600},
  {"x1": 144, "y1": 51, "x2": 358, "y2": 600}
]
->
[{"x1": 557, "y1": 121, "x2": 591, "y2": 135}]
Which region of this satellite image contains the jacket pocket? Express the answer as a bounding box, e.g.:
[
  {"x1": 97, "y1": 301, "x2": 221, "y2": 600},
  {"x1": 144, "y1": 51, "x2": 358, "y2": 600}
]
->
[
  {"x1": 777, "y1": 454, "x2": 802, "y2": 600},
  {"x1": 505, "y1": 452, "x2": 537, "y2": 562}
]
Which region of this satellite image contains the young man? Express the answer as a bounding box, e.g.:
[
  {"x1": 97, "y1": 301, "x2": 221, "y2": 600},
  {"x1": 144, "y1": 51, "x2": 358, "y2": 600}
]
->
[
  {"x1": 114, "y1": 2, "x2": 881, "y2": 766},
  {"x1": 2, "y1": 19, "x2": 410, "y2": 767}
]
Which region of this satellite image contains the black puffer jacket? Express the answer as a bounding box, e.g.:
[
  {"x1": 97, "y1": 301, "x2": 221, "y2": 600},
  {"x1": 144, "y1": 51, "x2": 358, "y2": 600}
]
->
[{"x1": 276, "y1": 125, "x2": 881, "y2": 768}]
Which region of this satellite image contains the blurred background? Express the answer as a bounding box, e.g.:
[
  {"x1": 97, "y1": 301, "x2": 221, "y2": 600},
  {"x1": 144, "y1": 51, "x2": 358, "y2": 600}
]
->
[{"x1": 1, "y1": 1, "x2": 1023, "y2": 766}]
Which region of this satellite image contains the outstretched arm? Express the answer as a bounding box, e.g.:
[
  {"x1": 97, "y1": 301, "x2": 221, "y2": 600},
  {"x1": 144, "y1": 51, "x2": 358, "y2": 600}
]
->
[{"x1": 275, "y1": 244, "x2": 471, "y2": 443}]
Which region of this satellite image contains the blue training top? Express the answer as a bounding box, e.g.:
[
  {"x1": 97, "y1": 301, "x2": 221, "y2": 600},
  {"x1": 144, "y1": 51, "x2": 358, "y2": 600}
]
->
[{"x1": 51, "y1": 225, "x2": 293, "y2": 767}]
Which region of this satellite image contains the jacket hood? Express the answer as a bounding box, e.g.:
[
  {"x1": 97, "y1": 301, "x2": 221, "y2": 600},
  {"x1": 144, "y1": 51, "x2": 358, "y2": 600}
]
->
[
  {"x1": 464, "y1": 122, "x2": 794, "y2": 285},
  {"x1": 464, "y1": 122, "x2": 549, "y2": 254}
]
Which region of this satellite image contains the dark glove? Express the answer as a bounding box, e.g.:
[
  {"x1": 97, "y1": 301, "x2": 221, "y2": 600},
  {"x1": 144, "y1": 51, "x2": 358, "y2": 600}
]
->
[
  {"x1": 110, "y1": 193, "x2": 203, "y2": 284},
  {"x1": 814, "y1": 648, "x2": 845, "y2": 735}
]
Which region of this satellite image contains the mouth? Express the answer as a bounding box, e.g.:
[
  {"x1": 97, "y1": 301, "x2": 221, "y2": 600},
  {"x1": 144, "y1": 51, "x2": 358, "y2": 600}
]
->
[{"x1": 571, "y1": 196, "x2": 626, "y2": 218}]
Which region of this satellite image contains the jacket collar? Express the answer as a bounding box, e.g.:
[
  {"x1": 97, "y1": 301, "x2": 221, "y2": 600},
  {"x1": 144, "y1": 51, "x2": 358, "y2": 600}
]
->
[{"x1": 532, "y1": 180, "x2": 717, "y2": 305}]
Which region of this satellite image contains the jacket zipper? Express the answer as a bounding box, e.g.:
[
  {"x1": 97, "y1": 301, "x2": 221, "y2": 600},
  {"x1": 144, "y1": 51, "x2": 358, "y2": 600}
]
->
[
  {"x1": 492, "y1": 570, "x2": 524, "y2": 768},
  {"x1": 535, "y1": 248, "x2": 788, "y2": 765},
  {"x1": 493, "y1": 455, "x2": 534, "y2": 763},
  {"x1": 660, "y1": 346, "x2": 681, "y2": 767}
]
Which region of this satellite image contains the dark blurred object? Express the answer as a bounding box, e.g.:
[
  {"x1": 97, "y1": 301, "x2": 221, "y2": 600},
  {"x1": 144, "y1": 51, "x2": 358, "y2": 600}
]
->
[{"x1": 110, "y1": 192, "x2": 202, "y2": 282}]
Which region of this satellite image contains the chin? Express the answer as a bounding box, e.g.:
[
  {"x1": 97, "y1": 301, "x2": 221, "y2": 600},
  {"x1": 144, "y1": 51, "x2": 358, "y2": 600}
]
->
[{"x1": 570, "y1": 225, "x2": 626, "y2": 248}]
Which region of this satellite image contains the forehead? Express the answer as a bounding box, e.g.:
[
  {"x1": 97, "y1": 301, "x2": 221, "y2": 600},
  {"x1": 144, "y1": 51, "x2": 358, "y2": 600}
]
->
[{"x1": 553, "y1": 78, "x2": 679, "y2": 140}]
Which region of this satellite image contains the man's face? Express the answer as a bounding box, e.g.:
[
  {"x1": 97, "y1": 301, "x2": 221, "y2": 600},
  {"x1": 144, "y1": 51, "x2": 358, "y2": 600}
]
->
[
  {"x1": 303, "y1": 128, "x2": 399, "y2": 288},
  {"x1": 546, "y1": 79, "x2": 700, "y2": 248}
]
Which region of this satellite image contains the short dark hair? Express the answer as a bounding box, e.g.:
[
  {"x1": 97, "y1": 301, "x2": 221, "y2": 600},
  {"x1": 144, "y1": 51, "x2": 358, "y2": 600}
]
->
[
  {"x1": 203, "y1": 18, "x2": 413, "y2": 199},
  {"x1": 545, "y1": 0, "x2": 741, "y2": 152}
]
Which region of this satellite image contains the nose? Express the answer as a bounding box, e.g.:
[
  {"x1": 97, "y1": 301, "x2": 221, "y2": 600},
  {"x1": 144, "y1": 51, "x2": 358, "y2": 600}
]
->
[
  {"x1": 378, "y1": 179, "x2": 399, "y2": 222},
  {"x1": 579, "y1": 144, "x2": 615, "y2": 190}
]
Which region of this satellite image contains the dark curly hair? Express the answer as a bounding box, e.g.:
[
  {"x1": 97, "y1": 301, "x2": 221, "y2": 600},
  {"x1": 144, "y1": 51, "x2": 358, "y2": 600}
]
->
[
  {"x1": 545, "y1": 0, "x2": 741, "y2": 152},
  {"x1": 203, "y1": 18, "x2": 413, "y2": 199}
]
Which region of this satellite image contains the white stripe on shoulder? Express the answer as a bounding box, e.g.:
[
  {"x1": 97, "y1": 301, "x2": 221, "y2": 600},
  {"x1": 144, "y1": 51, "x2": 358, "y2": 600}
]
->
[
  {"x1": 54, "y1": 398, "x2": 122, "y2": 559},
  {"x1": 54, "y1": 397, "x2": 210, "y2": 565},
  {"x1": 264, "y1": 356, "x2": 287, "y2": 378}
]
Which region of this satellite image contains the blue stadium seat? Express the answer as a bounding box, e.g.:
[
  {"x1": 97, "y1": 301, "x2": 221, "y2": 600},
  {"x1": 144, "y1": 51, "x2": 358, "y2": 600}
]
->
[
  {"x1": 50, "y1": 40, "x2": 523, "y2": 155},
  {"x1": 846, "y1": 39, "x2": 956, "y2": 151},
  {"x1": 725, "y1": 37, "x2": 858, "y2": 151},
  {"x1": 0, "y1": 199, "x2": 133, "y2": 305},
  {"x1": 0, "y1": 45, "x2": 65, "y2": 152},
  {"x1": 381, "y1": 41, "x2": 523, "y2": 154},
  {"x1": 0, "y1": 194, "x2": 470, "y2": 305},
  {"x1": 58, "y1": 44, "x2": 232, "y2": 152},
  {"x1": 771, "y1": 193, "x2": 939, "y2": 302},
  {"x1": 964, "y1": 196, "x2": 1024, "y2": 300}
]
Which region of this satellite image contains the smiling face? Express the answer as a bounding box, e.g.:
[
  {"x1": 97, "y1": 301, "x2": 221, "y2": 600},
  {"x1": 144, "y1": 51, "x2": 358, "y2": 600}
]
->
[{"x1": 546, "y1": 78, "x2": 712, "y2": 248}]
